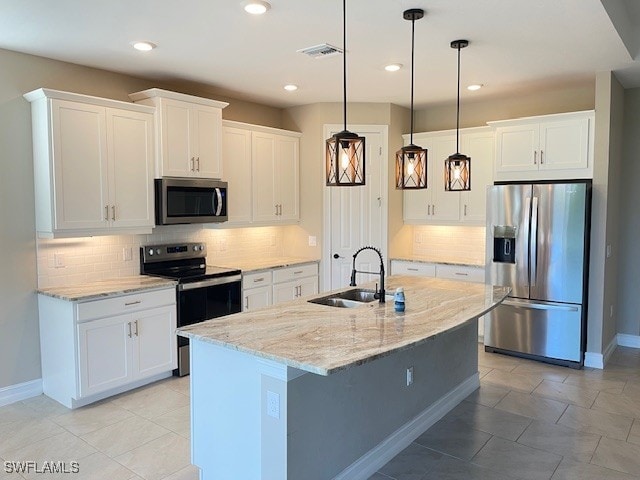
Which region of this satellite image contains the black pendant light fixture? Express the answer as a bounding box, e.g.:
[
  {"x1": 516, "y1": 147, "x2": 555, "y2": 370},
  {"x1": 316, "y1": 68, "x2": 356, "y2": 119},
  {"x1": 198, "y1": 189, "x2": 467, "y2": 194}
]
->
[
  {"x1": 444, "y1": 39, "x2": 471, "y2": 191},
  {"x1": 396, "y1": 9, "x2": 427, "y2": 190},
  {"x1": 325, "y1": 0, "x2": 366, "y2": 187}
]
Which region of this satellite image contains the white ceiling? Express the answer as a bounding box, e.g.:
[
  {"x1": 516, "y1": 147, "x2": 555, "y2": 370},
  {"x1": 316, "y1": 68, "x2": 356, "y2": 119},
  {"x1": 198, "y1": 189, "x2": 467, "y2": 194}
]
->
[{"x1": 0, "y1": 0, "x2": 638, "y2": 109}]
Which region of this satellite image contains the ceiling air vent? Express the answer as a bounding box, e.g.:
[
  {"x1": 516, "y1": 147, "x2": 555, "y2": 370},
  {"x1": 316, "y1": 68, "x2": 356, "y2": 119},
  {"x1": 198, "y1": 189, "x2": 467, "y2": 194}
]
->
[{"x1": 297, "y1": 43, "x2": 343, "y2": 58}]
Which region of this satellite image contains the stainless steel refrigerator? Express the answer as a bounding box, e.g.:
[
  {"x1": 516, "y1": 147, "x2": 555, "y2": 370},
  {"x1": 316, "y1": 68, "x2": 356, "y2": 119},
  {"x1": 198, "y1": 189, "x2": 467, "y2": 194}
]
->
[{"x1": 484, "y1": 181, "x2": 591, "y2": 368}]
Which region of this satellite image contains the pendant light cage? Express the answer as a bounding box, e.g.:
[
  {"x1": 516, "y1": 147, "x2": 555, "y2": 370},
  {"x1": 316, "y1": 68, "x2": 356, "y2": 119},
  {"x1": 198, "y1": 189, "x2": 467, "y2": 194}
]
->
[
  {"x1": 445, "y1": 39, "x2": 471, "y2": 191},
  {"x1": 396, "y1": 8, "x2": 427, "y2": 190},
  {"x1": 325, "y1": 0, "x2": 366, "y2": 187},
  {"x1": 326, "y1": 131, "x2": 366, "y2": 186}
]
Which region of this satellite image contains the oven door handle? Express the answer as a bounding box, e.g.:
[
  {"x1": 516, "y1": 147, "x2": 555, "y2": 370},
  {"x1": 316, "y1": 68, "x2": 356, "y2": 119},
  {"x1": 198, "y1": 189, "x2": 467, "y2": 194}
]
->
[{"x1": 178, "y1": 274, "x2": 242, "y2": 291}]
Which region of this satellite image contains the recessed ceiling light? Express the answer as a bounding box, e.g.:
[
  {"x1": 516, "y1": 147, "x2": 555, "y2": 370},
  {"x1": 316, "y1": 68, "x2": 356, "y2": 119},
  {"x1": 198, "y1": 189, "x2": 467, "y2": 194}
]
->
[
  {"x1": 467, "y1": 84, "x2": 483, "y2": 91},
  {"x1": 384, "y1": 63, "x2": 403, "y2": 72},
  {"x1": 284, "y1": 84, "x2": 298, "y2": 92},
  {"x1": 243, "y1": 1, "x2": 271, "y2": 14},
  {"x1": 132, "y1": 41, "x2": 156, "y2": 52}
]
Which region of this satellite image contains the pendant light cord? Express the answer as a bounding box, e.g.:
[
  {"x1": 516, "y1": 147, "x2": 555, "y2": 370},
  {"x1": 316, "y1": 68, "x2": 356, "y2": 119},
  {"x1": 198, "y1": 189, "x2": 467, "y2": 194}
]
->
[
  {"x1": 456, "y1": 43, "x2": 461, "y2": 153},
  {"x1": 410, "y1": 16, "x2": 415, "y2": 146},
  {"x1": 343, "y1": 0, "x2": 347, "y2": 132}
]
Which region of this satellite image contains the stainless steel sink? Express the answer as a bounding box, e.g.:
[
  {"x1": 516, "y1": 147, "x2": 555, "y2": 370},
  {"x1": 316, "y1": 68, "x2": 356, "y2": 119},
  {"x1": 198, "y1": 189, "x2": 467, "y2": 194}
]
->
[{"x1": 308, "y1": 288, "x2": 393, "y2": 308}]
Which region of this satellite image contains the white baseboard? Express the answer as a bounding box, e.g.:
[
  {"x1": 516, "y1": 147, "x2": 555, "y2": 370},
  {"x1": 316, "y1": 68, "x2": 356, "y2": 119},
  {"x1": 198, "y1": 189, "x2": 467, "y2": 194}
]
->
[
  {"x1": 617, "y1": 333, "x2": 640, "y2": 349},
  {"x1": 0, "y1": 379, "x2": 43, "y2": 407},
  {"x1": 334, "y1": 373, "x2": 480, "y2": 480},
  {"x1": 584, "y1": 335, "x2": 619, "y2": 369}
]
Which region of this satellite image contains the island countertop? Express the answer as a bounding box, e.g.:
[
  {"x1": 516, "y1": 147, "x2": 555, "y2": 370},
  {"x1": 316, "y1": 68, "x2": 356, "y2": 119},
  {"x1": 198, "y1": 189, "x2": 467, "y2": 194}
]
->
[{"x1": 178, "y1": 275, "x2": 509, "y2": 376}]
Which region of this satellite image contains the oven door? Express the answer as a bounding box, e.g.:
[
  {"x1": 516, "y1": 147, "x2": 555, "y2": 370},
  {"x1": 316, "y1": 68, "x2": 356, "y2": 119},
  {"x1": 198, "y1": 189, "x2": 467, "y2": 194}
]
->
[
  {"x1": 175, "y1": 276, "x2": 242, "y2": 376},
  {"x1": 156, "y1": 177, "x2": 228, "y2": 225}
]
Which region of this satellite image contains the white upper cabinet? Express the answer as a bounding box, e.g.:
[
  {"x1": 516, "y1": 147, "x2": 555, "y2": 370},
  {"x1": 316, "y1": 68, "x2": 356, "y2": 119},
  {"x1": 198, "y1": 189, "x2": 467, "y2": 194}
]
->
[
  {"x1": 222, "y1": 120, "x2": 301, "y2": 226},
  {"x1": 403, "y1": 127, "x2": 494, "y2": 225},
  {"x1": 24, "y1": 88, "x2": 155, "y2": 238},
  {"x1": 490, "y1": 110, "x2": 594, "y2": 181},
  {"x1": 129, "y1": 89, "x2": 228, "y2": 179}
]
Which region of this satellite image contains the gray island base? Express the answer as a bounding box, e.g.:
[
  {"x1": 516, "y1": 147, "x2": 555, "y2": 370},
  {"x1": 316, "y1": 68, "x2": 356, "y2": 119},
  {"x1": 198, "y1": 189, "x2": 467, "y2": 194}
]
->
[{"x1": 179, "y1": 275, "x2": 510, "y2": 480}]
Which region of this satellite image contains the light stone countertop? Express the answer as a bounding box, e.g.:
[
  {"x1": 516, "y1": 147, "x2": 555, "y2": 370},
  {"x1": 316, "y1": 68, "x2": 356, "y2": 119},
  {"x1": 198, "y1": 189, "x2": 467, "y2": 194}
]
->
[
  {"x1": 37, "y1": 276, "x2": 177, "y2": 302},
  {"x1": 178, "y1": 275, "x2": 510, "y2": 376},
  {"x1": 215, "y1": 256, "x2": 319, "y2": 273},
  {"x1": 391, "y1": 256, "x2": 484, "y2": 268}
]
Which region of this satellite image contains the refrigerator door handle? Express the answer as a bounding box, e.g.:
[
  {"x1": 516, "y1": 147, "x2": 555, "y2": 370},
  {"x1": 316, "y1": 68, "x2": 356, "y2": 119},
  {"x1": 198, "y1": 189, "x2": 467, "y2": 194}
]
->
[
  {"x1": 522, "y1": 196, "x2": 531, "y2": 287},
  {"x1": 502, "y1": 299, "x2": 580, "y2": 312},
  {"x1": 530, "y1": 196, "x2": 539, "y2": 287}
]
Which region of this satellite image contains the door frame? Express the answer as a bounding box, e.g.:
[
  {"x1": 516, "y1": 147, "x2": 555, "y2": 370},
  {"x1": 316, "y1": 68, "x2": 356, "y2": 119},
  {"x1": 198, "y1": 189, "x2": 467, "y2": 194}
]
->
[{"x1": 321, "y1": 124, "x2": 389, "y2": 292}]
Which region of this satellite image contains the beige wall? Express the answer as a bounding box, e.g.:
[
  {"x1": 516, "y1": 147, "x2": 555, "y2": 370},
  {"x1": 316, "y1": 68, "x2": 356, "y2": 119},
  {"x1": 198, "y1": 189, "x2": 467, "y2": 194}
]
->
[
  {"x1": 0, "y1": 47, "x2": 284, "y2": 389},
  {"x1": 618, "y1": 88, "x2": 640, "y2": 336},
  {"x1": 414, "y1": 81, "x2": 595, "y2": 132},
  {"x1": 587, "y1": 71, "x2": 625, "y2": 357}
]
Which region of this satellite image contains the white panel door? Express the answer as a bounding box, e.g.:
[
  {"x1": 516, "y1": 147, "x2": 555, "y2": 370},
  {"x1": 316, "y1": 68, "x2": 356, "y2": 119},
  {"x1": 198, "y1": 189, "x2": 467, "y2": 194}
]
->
[
  {"x1": 298, "y1": 276, "x2": 319, "y2": 299},
  {"x1": 430, "y1": 136, "x2": 461, "y2": 222},
  {"x1": 460, "y1": 132, "x2": 494, "y2": 223},
  {"x1": 275, "y1": 134, "x2": 300, "y2": 221},
  {"x1": 78, "y1": 315, "x2": 131, "y2": 397},
  {"x1": 252, "y1": 132, "x2": 278, "y2": 222},
  {"x1": 106, "y1": 108, "x2": 154, "y2": 229},
  {"x1": 161, "y1": 99, "x2": 192, "y2": 177},
  {"x1": 495, "y1": 124, "x2": 539, "y2": 172},
  {"x1": 329, "y1": 130, "x2": 384, "y2": 290},
  {"x1": 243, "y1": 286, "x2": 272, "y2": 311},
  {"x1": 51, "y1": 99, "x2": 109, "y2": 230},
  {"x1": 193, "y1": 106, "x2": 223, "y2": 178},
  {"x1": 272, "y1": 281, "x2": 296, "y2": 305},
  {"x1": 539, "y1": 118, "x2": 589, "y2": 171},
  {"x1": 222, "y1": 126, "x2": 253, "y2": 224},
  {"x1": 133, "y1": 306, "x2": 176, "y2": 379}
]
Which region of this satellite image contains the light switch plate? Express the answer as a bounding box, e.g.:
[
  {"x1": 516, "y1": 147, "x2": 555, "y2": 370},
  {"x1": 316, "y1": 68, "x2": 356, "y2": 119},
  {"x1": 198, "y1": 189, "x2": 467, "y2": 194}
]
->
[{"x1": 308, "y1": 236, "x2": 317, "y2": 247}]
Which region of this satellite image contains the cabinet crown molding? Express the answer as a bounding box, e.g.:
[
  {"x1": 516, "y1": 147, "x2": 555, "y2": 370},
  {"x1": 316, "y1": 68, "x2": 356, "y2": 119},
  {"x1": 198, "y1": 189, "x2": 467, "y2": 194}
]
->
[
  {"x1": 23, "y1": 88, "x2": 155, "y2": 114},
  {"x1": 223, "y1": 119, "x2": 302, "y2": 137},
  {"x1": 486, "y1": 110, "x2": 594, "y2": 128},
  {"x1": 128, "y1": 88, "x2": 229, "y2": 109}
]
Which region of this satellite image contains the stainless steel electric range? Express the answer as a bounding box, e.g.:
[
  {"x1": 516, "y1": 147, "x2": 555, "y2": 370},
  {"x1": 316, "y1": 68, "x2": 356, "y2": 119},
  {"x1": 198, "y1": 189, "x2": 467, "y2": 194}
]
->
[{"x1": 140, "y1": 242, "x2": 242, "y2": 376}]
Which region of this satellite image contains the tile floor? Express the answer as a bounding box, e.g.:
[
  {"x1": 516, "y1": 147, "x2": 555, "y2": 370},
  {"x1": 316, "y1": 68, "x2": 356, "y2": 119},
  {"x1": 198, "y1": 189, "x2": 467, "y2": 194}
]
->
[{"x1": 0, "y1": 345, "x2": 639, "y2": 479}]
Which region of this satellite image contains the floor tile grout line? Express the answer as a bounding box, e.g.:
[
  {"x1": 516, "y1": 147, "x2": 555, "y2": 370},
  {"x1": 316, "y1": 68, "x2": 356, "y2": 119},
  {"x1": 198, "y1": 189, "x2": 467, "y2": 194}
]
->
[{"x1": 587, "y1": 435, "x2": 603, "y2": 466}]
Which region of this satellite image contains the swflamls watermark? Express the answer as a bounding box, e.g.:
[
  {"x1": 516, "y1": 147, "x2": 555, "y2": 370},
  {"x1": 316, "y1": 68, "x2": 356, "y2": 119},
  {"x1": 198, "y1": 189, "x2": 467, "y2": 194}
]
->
[{"x1": 4, "y1": 460, "x2": 80, "y2": 474}]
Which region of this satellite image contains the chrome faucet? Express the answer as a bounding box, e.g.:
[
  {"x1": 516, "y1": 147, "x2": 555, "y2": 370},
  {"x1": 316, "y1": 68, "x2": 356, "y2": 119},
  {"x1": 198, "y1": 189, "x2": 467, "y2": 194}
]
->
[{"x1": 349, "y1": 246, "x2": 386, "y2": 303}]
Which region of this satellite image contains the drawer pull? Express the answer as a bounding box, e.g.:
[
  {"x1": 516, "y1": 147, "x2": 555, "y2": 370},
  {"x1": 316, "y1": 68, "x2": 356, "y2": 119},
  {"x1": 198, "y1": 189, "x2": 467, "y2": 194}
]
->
[
  {"x1": 454, "y1": 272, "x2": 469, "y2": 276},
  {"x1": 407, "y1": 268, "x2": 419, "y2": 272},
  {"x1": 125, "y1": 300, "x2": 142, "y2": 306},
  {"x1": 253, "y1": 278, "x2": 265, "y2": 283},
  {"x1": 293, "y1": 270, "x2": 304, "y2": 275}
]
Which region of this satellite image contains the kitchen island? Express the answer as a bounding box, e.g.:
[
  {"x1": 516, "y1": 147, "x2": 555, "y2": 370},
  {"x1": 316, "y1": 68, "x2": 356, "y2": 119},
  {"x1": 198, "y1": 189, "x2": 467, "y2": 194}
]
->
[{"x1": 178, "y1": 275, "x2": 509, "y2": 480}]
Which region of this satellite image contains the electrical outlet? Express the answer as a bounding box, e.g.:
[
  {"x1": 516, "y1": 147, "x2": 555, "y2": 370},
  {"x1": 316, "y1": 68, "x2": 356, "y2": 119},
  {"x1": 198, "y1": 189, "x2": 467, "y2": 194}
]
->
[
  {"x1": 406, "y1": 366, "x2": 414, "y2": 386},
  {"x1": 54, "y1": 253, "x2": 65, "y2": 268},
  {"x1": 267, "y1": 390, "x2": 280, "y2": 419},
  {"x1": 122, "y1": 247, "x2": 132, "y2": 262},
  {"x1": 308, "y1": 236, "x2": 317, "y2": 247}
]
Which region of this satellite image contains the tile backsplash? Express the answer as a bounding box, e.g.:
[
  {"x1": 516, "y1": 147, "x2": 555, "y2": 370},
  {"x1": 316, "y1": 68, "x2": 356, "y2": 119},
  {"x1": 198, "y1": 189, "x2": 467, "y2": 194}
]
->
[
  {"x1": 412, "y1": 225, "x2": 486, "y2": 265},
  {"x1": 36, "y1": 225, "x2": 286, "y2": 288}
]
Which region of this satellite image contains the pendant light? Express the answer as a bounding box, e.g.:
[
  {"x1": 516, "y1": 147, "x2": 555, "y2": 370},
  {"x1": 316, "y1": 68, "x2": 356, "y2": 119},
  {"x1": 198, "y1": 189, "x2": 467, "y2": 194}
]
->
[
  {"x1": 396, "y1": 9, "x2": 427, "y2": 190},
  {"x1": 444, "y1": 39, "x2": 471, "y2": 191},
  {"x1": 325, "y1": 0, "x2": 366, "y2": 187}
]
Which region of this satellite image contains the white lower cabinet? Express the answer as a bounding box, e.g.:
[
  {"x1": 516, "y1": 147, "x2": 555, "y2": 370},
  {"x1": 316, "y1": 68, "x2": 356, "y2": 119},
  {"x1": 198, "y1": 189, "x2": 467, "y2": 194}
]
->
[
  {"x1": 391, "y1": 260, "x2": 436, "y2": 277},
  {"x1": 241, "y1": 262, "x2": 319, "y2": 311},
  {"x1": 39, "y1": 287, "x2": 176, "y2": 408}
]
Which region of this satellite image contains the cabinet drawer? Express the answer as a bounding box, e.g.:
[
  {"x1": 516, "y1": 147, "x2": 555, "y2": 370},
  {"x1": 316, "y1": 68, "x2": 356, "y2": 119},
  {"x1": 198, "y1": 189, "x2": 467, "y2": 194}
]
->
[
  {"x1": 243, "y1": 271, "x2": 273, "y2": 288},
  {"x1": 436, "y1": 265, "x2": 485, "y2": 283},
  {"x1": 272, "y1": 263, "x2": 318, "y2": 284},
  {"x1": 77, "y1": 288, "x2": 176, "y2": 322},
  {"x1": 391, "y1": 261, "x2": 436, "y2": 277}
]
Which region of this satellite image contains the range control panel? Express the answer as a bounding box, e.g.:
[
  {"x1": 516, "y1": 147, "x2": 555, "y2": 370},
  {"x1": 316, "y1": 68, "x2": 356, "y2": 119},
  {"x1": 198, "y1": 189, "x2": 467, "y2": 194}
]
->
[{"x1": 141, "y1": 243, "x2": 207, "y2": 263}]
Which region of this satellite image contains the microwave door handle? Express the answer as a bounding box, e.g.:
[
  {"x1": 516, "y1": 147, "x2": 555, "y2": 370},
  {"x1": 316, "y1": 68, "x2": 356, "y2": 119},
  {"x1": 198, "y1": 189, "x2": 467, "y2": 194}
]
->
[{"x1": 215, "y1": 188, "x2": 223, "y2": 216}]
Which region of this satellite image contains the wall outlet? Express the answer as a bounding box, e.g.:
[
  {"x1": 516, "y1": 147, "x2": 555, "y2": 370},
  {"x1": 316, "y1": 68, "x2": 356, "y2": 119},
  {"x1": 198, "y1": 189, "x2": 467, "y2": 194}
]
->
[
  {"x1": 308, "y1": 236, "x2": 317, "y2": 247},
  {"x1": 406, "y1": 366, "x2": 414, "y2": 386},
  {"x1": 122, "y1": 247, "x2": 132, "y2": 262},
  {"x1": 267, "y1": 390, "x2": 280, "y2": 419},
  {"x1": 54, "y1": 253, "x2": 65, "y2": 268}
]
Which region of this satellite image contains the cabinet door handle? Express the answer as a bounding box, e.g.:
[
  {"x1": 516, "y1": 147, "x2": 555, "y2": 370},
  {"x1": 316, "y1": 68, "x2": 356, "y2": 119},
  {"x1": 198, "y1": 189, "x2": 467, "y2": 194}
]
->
[
  {"x1": 190, "y1": 157, "x2": 195, "y2": 171},
  {"x1": 464, "y1": 204, "x2": 467, "y2": 216},
  {"x1": 534, "y1": 151, "x2": 537, "y2": 164},
  {"x1": 432, "y1": 204, "x2": 435, "y2": 215},
  {"x1": 427, "y1": 205, "x2": 431, "y2": 216},
  {"x1": 134, "y1": 320, "x2": 139, "y2": 336},
  {"x1": 105, "y1": 205, "x2": 109, "y2": 221},
  {"x1": 111, "y1": 205, "x2": 116, "y2": 221},
  {"x1": 540, "y1": 150, "x2": 544, "y2": 164},
  {"x1": 275, "y1": 205, "x2": 278, "y2": 216},
  {"x1": 244, "y1": 296, "x2": 249, "y2": 310},
  {"x1": 196, "y1": 157, "x2": 200, "y2": 171},
  {"x1": 127, "y1": 322, "x2": 132, "y2": 338}
]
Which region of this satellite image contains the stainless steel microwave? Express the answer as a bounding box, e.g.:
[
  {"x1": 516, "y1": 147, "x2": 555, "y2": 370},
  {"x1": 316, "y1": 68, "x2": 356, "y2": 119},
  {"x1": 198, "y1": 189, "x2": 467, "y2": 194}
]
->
[{"x1": 155, "y1": 177, "x2": 228, "y2": 225}]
